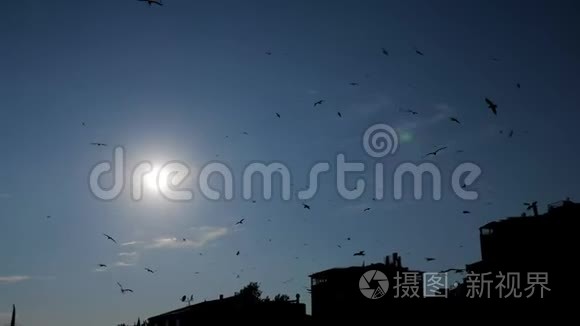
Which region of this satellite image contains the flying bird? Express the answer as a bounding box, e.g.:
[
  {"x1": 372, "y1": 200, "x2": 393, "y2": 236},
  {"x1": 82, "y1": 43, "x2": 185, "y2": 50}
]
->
[
  {"x1": 485, "y1": 98, "x2": 498, "y2": 115},
  {"x1": 313, "y1": 100, "x2": 324, "y2": 107},
  {"x1": 425, "y1": 257, "x2": 436, "y2": 262},
  {"x1": 337, "y1": 112, "x2": 342, "y2": 118},
  {"x1": 145, "y1": 268, "x2": 156, "y2": 274},
  {"x1": 424, "y1": 146, "x2": 448, "y2": 158},
  {"x1": 414, "y1": 48, "x2": 425, "y2": 56},
  {"x1": 46, "y1": 215, "x2": 51, "y2": 219},
  {"x1": 275, "y1": 113, "x2": 281, "y2": 118},
  {"x1": 236, "y1": 251, "x2": 240, "y2": 256},
  {"x1": 103, "y1": 234, "x2": 117, "y2": 244},
  {"x1": 90, "y1": 142, "x2": 107, "y2": 147},
  {"x1": 241, "y1": 131, "x2": 249, "y2": 135},
  {"x1": 440, "y1": 268, "x2": 465, "y2": 274},
  {"x1": 508, "y1": 130, "x2": 514, "y2": 138},
  {"x1": 265, "y1": 51, "x2": 272, "y2": 55},
  {"x1": 516, "y1": 83, "x2": 521, "y2": 89},
  {"x1": 337, "y1": 245, "x2": 342, "y2": 248},
  {"x1": 235, "y1": 218, "x2": 245, "y2": 225},
  {"x1": 363, "y1": 208, "x2": 371, "y2": 212},
  {"x1": 456, "y1": 150, "x2": 464, "y2": 153},
  {"x1": 346, "y1": 237, "x2": 351, "y2": 241},
  {"x1": 349, "y1": 82, "x2": 359, "y2": 86},
  {"x1": 401, "y1": 109, "x2": 419, "y2": 115},
  {"x1": 353, "y1": 251, "x2": 365, "y2": 256},
  {"x1": 81, "y1": 122, "x2": 86, "y2": 127},
  {"x1": 138, "y1": 0, "x2": 163, "y2": 6},
  {"x1": 117, "y1": 282, "x2": 133, "y2": 294},
  {"x1": 302, "y1": 203, "x2": 310, "y2": 210},
  {"x1": 450, "y1": 117, "x2": 461, "y2": 124},
  {"x1": 381, "y1": 48, "x2": 389, "y2": 56},
  {"x1": 463, "y1": 210, "x2": 471, "y2": 214},
  {"x1": 98, "y1": 264, "x2": 107, "y2": 268}
]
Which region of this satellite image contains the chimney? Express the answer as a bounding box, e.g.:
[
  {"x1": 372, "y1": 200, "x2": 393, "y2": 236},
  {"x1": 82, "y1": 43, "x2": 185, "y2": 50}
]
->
[{"x1": 219, "y1": 294, "x2": 224, "y2": 300}]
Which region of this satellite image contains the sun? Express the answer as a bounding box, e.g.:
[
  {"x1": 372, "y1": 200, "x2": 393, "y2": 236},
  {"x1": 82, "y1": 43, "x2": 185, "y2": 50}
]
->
[{"x1": 143, "y1": 166, "x2": 161, "y2": 192}]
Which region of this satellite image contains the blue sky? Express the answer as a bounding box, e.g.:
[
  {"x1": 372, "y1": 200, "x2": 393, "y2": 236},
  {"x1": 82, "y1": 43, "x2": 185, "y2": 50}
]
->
[{"x1": 1, "y1": 0, "x2": 580, "y2": 325}]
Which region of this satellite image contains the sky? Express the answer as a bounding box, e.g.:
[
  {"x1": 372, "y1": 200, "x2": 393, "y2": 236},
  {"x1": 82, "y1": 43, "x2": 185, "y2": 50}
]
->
[{"x1": 1, "y1": 0, "x2": 580, "y2": 325}]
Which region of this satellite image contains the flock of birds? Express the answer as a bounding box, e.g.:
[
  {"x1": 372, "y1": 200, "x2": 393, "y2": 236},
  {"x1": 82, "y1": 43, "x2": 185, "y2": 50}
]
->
[{"x1": 37, "y1": 0, "x2": 530, "y2": 312}]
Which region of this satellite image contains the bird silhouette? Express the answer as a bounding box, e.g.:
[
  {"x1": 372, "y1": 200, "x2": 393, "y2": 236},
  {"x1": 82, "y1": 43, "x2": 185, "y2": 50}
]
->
[
  {"x1": 353, "y1": 250, "x2": 365, "y2": 256},
  {"x1": 241, "y1": 131, "x2": 249, "y2": 135},
  {"x1": 302, "y1": 203, "x2": 310, "y2": 210},
  {"x1": 401, "y1": 108, "x2": 419, "y2": 115},
  {"x1": 138, "y1": 0, "x2": 163, "y2": 6},
  {"x1": 440, "y1": 268, "x2": 465, "y2": 273},
  {"x1": 463, "y1": 210, "x2": 471, "y2": 214},
  {"x1": 282, "y1": 278, "x2": 294, "y2": 284},
  {"x1": 424, "y1": 146, "x2": 448, "y2": 157},
  {"x1": 425, "y1": 257, "x2": 436, "y2": 262},
  {"x1": 265, "y1": 51, "x2": 272, "y2": 55},
  {"x1": 235, "y1": 218, "x2": 245, "y2": 225},
  {"x1": 414, "y1": 48, "x2": 425, "y2": 56},
  {"x1": 145, "y1": 268, "x2": 156, "y2": 274},
  {"x1": 485, "y1": 98, "x2": 498, "y2": 115},
  {"x1": 236, "y1": 251, "x2": 240, "y2": 256},
  {"x1": 98, "y1": 264, "x2": 107, "y2": 268},
  {"x1": 81, "y1": 122, "x2": 86, "y2": 127},
  {"x1": 516, "y1": 83, "x2": 521, "y2": 89},
  {"x1": 508, "y1": 130, "x2": 514, "y2": 138},
  {"x1": 46, "y1": 215, "x2": 51, "y2": 219},
  {"x1": 363, "y1": 208, "x2": 371, "y2": 212},
  {"x1": 450, "y1": 117, "x2": 461, "y2": 124},
  {"x1": 90, "y1": 142, "x2": 107, "y2": 147},
  {"x1": 103, "y1": 234, "x2": 117, "y2": 244},
  {"x1": 349, "y1": 82, "x2": 359, "y2": 86},
  {"x1": 275, "y1": 113, "x2": 281, "y2": 118},
  {"x1": 313, "y1": 100, "x2": 324, "y2": 107},
  {"x1": 456, "y1": 150, "x2": 464, "y2": 153},
  {"x1": 381, "y1": 48, "x2": 389, "y2": 56},
  {"x1": 337, "y1": 244, "x2": 342, "y2": 248},
  {"x1": 337, "y1": 112, "x2": 342, "y2": 118},
  {"x1": 117, "y1": 282, "x2": 133, "y2": 294},
  {"x1": 346, "y1": 237, "x2": 351, "y2": 241}
]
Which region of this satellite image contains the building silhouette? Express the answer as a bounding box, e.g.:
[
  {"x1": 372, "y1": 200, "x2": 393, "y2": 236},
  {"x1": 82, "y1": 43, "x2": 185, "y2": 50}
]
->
[
  {"x1": 309, "y1": 253, "x2": 428, "y2": 319},
  {"x1": 147, "y1": 293, "x2": 307, "y2": 325},
  {"x1": 453, "y1": 199, "x2": 580, "y2": 299}
]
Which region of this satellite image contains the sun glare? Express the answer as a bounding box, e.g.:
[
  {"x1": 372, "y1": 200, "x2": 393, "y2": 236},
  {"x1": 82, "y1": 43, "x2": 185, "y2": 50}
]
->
[{"x1": 144, "y1": 166, "x2": 161, "y2": 192}]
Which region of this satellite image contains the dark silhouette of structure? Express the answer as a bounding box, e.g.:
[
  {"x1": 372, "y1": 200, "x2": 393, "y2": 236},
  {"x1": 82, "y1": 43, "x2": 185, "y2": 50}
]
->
[
  {"x1": 10, "y1": 304, "x2": 15, "y2": 326},
  {"x1": 148, "y1": 289, "x2": 307, "y2": 325},
  {"x1": 454, "y1": 199, "x2": 580, "y2": 299},
  {"x1": 309, "y1": 253, "x2": 425, "y2": 319}
]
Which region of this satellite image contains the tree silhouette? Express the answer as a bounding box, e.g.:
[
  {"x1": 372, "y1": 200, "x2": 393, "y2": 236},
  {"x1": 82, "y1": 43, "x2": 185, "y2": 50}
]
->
[
  {"x1": 238, "y1": 282, "x2": 262, "y2": 302},
  {"x1": 274, "y1": 294, "x2": 290, "y2": 302}
]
